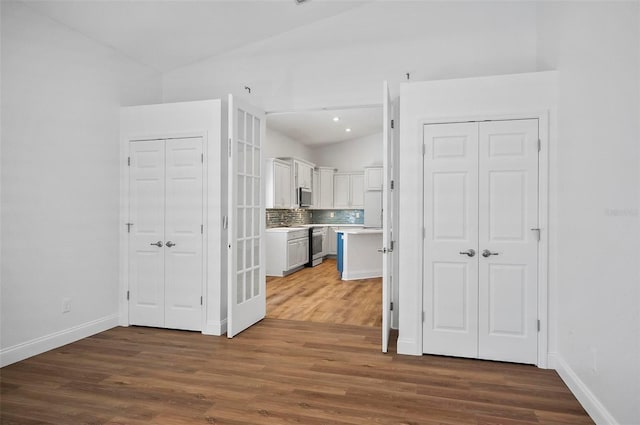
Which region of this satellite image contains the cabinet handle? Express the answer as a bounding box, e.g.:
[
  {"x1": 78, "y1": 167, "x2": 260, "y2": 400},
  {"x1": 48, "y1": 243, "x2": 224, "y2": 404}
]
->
[{"x1": 166, "y1": 241, "x2": 176, "y2": 248}]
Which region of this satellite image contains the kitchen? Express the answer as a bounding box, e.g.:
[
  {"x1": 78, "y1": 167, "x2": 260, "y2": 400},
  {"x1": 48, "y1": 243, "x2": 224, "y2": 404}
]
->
[{"x1": 263, "y1": 106, "x2": 384, "y2": 326}]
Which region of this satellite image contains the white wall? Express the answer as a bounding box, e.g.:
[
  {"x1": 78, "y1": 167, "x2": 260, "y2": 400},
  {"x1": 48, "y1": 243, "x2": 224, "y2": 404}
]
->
[
  {"x1": 162, "y1": 1, "x2": 538, "y2": 111},
  {"x1": 265, "y1": 127, "x2": 313, "y2": 161},
  {"x1": 311, "y1": 133, "x2": 382, "y2": 173},
  {"x1": 0, "y1": 2, "x2": 162, "y2": 366},
  {"x1": 536, "y1": 3, "x2": 640, "y2": 424},
  {"x1": 397, "y1": 72, "x2": 557, "y2": 359},
  {"x1": 119, "y1": 100, "x2": 228, "y2": 336}
]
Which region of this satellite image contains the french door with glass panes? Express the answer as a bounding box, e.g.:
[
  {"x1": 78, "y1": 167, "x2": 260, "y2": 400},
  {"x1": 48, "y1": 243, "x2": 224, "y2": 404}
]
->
[
  {"x1": 422, "y1": 119, "x2": 539, "y2": 364},
  {"x1": 128, "y1": 137, "x2": 203, "y2": 331},
  {"x1": 227, "y1": 95, "x2": 266, "y2": 338}
]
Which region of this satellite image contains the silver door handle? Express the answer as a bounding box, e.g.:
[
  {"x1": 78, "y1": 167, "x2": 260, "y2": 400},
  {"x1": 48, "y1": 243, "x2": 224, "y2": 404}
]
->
[
  {"x1": 150, "y1": 241, "x2": 163, "y2": 247},
  {"x1": 459, "y1": 249, "x2": 476, "y2": 257},
  {"x1": 166, "y1": 241, "x2": 176, "y2": 248},
  {"x1": 377, "y1": 247, "x2": 387, "y2": 254},
  {"x1": 482, "y1": 249, "x2": 499, "y2": 258}
]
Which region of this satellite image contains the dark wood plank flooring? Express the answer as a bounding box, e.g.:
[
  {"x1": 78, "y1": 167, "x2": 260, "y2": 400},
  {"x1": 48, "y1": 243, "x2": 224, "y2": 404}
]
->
[{"x1": 0, "y1": 320, "x2": 593, "y2": 425}]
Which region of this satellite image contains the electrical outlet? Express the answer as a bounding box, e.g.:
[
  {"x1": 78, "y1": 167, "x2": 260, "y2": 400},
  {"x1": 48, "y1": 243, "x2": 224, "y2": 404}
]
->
[
  {"x1": 356, "y1": 212, "x2": 360, "y2": 218},
  {"x1": 330, "y1": 212, "x2": 334, "y2": 218},
  {"x1": 62, "y1": 298, "x2": 71, "y2": 314}
]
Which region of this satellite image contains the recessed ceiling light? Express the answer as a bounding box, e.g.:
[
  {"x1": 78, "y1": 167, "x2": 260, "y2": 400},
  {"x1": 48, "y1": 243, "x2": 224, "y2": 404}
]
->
[
  {"x1": 333, "y1": 116, "x2": 340, "y2": 122},
  {"x1": 345, "y1": 128, "x2": 351, "y2": 132}
]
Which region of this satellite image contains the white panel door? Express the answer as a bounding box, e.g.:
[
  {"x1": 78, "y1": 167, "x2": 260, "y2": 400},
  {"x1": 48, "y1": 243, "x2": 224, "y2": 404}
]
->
[
  {"x1": 423, "y1": 122, "x2": 479, "y2": 358},
  {"x1": 129, "y1": 140, "x2": 165, "y2": 327},
  {"x1": 227, "y1": 94, "x2": 266, "y2": 338},
  {"x1": 164, "y1": 137, "x2": 203, "y2": 331},
  {"x1": 381, "y1": 81, "x2": 393, "y2": 352},
  {"x1": 478, "y1": 119, "x2": 539, "y2": 364}
]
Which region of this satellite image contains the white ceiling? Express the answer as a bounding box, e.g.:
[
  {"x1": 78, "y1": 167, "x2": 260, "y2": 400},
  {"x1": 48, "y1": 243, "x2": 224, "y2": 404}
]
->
[
  {"x1": 22, "y1": 0, "x2": 371, "y2": 72},
  {"x1": 267, "y1": 106, "x2": 382, "y2": 146}
]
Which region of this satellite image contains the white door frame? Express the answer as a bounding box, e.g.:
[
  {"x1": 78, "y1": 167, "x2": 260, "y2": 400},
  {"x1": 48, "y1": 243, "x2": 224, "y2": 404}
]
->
[
  {"x1": 420, "y1": 111, "x2": 550, "y2": 368},
  {"x1": 119, "y1": 131, "x2": 208, "y2": 332}
]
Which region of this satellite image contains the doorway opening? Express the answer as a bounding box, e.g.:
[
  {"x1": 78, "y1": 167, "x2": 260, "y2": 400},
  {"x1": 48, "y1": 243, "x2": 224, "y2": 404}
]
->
[{"x1": 263, "y1": 105, "x2": 385, "y2": 329}]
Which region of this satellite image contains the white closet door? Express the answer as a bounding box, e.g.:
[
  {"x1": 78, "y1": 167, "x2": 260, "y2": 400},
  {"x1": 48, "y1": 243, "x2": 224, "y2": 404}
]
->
[
  {"x1": 129, "y1": 140, "x2": 165, "y2": 327},
  {"x1": 164, "y1": 137, "x2": 203, "y2": 331},
  {"x1": 227, "y1": 95, "x2": 266, "y2": 338},
  {"x1": 423, "y1": 122, "x2": 479, "y2": 358},
  {"x1": 478, "y1": 119, "x2": 539, "y2": 364}
]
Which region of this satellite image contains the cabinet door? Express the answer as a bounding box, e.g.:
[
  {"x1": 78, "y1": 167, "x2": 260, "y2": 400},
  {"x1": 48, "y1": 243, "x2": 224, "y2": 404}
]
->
[
  {"x1": 300, "y1": 238, "x2": 309, "y2": 265},
  {"x1": 350, "y1": 174, "x2": 365, "y2": 208},
  {"x1": 334, "y1": 174, "x2": 350, "y2": 208},
  {"x1": 319, "y1": 169, "x2": 334, "y2": 209},
  {"x1": 274, "y1": 161, "x2": 290, "y2": 208},
  {"x1": 365, "y1": 167, "x2": 383, "y2": 191},
  {"x1": 326, "y1": 227, "x2": 338, "y2": 255},
  {"x1": 312, "y1": 170, "x2": 319, "y2": 208},
  {"x1": 287, "y1": 239, "x2": 297, "y2": 269}
]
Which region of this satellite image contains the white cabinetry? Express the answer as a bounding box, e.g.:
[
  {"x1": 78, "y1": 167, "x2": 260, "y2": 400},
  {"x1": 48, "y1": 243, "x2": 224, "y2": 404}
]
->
[
  {"x1": 326, "y1": 226, "x2": 339, "y2": 255},
  {"x1": 265, "y1": 158, "x2": 291, "y2": 209},
  {"x1": 334, "y1": 173, "x2": 364, "y2": 209},
  {"x1": 364, "y1": 167, "x2": 383, "y2": 191},
  {"x1": 266, "y1": 228, "x2": 309, "y2": 276},
  {"x1": 312, "y1": 169, "x2": 319, "y2": 208},
  {"x1": 317, "y1": 167, "x2": 336, "y2": 209},
  {"x1": 279, "y1": 158, "x2": 315, "y2": 208}
]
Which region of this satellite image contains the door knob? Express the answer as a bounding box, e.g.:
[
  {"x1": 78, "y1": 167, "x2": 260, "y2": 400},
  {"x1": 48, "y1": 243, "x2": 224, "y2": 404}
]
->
[
  {"x1": 459, "y1": 249, "x2": 476, "y2": 257},
  {"x1": 150, "y1": 241, "x2": 163, "y2": 247},
  {"x1": 166, "y1": 241, "x2": 176, "y2": 248},
  {"x1": 482, "y1": 249, "x2": 499, "y2": 258}
]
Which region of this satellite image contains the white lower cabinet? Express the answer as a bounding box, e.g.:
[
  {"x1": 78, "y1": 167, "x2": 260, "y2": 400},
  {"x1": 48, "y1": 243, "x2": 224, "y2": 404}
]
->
[{"x1": 266, "y1": 229, "x2": 308, "y2": 276}]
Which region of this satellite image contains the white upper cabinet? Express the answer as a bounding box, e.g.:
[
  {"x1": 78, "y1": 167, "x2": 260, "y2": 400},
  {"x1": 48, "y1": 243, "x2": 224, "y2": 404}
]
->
[
  {"x1": 333, "y1": 172, "x2": 364, "y2": 209},
  {"x1": 294, "y1": 159, "x2": 313, "y2": 189},
  {"x1": 265, "y1": 158, "x2": 291, "y2": 209},
  {"x1": 364, "y1": 166, "x2": 383, "y2": 191},
  {"x1": 317, "y1": 167, "x2": 336, "y2": 209}
]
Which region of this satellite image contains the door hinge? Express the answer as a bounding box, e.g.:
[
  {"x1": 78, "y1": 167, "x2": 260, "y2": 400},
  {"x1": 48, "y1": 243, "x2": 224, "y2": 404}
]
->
[
  {"x1": 531, "y1": 228, "x2": 541, "y2": 241},
  {"x1": 390, "y1": 302, "x2": 394, "y2": 311},
  {"x1": 200, "y1": 296, "x2": 203, "y2": 306},
  {"x1": 127, "y1": 156, "x2": 131, "y2": 166},
  {"x1": 201, "y1": 153, "x2": 204, "y2": 163},
  {"x1": 537, "y1": 319, "x2": 541, "y2": 332},
  {"x1": 391, "y1": 119, "x2": 395, "y2": 129},
  {"x1": 201, "y1": 224, "x2": 204, "y2": 234},
  {"x1": 390, "y1": 240, "x2": 395, "y2": 252},
  {"x1": 223, "y1": 216, "x2": 228, "y2": 229},
  {"x1": 126, "y1": 290, "x2": 130, "y2": 301},
  {"x1": 125, "y1": 223, "x2": 133, "y2": 233},
  {"x1": 390, "y1": 180, "x2": 395, "y2": 190},
  {"x1": 537, "y1": 139, "x2": 541, "y2": 152}
]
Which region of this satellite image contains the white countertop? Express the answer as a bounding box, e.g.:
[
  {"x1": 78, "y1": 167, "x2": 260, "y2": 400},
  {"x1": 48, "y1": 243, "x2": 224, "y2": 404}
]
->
[
  {"x1": 265, "y1": 227, "x2": 307, "y2": 233},
  {"x1": 340, "y1": 228, "x2": 383, "y2": 235}
]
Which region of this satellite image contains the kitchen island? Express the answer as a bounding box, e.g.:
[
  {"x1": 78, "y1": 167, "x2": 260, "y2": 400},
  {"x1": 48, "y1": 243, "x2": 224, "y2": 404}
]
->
[{"x1": 339, "y1": 228, "x2": 383, "y2": 280}]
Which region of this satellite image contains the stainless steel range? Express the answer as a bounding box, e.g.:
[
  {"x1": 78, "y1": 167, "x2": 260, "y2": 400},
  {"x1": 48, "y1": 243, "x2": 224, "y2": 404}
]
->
[{"x1": 307, "y1": 227, "x2": 324, "y2": 267}]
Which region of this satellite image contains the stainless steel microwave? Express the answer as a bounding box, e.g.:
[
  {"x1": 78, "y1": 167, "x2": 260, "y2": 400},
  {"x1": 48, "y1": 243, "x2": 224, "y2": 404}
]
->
[{"x1": 298, "y1": 187, "x2": 312, "y2": 208}]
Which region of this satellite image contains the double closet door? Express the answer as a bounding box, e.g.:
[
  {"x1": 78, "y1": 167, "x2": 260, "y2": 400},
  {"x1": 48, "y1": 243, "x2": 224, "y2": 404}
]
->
[
  {"x1": 423, "y1": 119, "x2": 539, "y2": 364},
  {"x1": 129, "y1": 137, "x2": 203, "y2": 331}
]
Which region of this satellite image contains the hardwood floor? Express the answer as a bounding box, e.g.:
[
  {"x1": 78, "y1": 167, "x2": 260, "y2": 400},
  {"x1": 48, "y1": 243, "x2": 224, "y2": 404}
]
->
[
  {"x1": 0, "y1": 320, "x2": 593, "y2": 425},
  {"x1": 267, "y1": 258, "x2": 382, "y2": 327}
]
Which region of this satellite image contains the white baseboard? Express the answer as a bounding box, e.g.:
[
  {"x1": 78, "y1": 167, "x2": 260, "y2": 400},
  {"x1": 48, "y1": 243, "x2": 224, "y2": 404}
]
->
[
  {"x1": 0, "y1": 314, "x2": 119, "y2": 367},
  {"x1": 342, "y1": 270, "x2": 383, "y2": 280},
  {"x1": 396, "y1": 337, "x2": 421, "y2": 356},
  {"x1": 203, "y1": 318, "x2": 227, "y2": 336},
  {"x1": 548, "y1": 352, "x2": 617, "y2": 425}
]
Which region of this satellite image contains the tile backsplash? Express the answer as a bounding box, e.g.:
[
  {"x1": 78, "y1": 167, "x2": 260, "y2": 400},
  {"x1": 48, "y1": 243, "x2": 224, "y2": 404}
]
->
[{"x1": 266, "y1": 209, "x2": 364, "y2": 228}]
